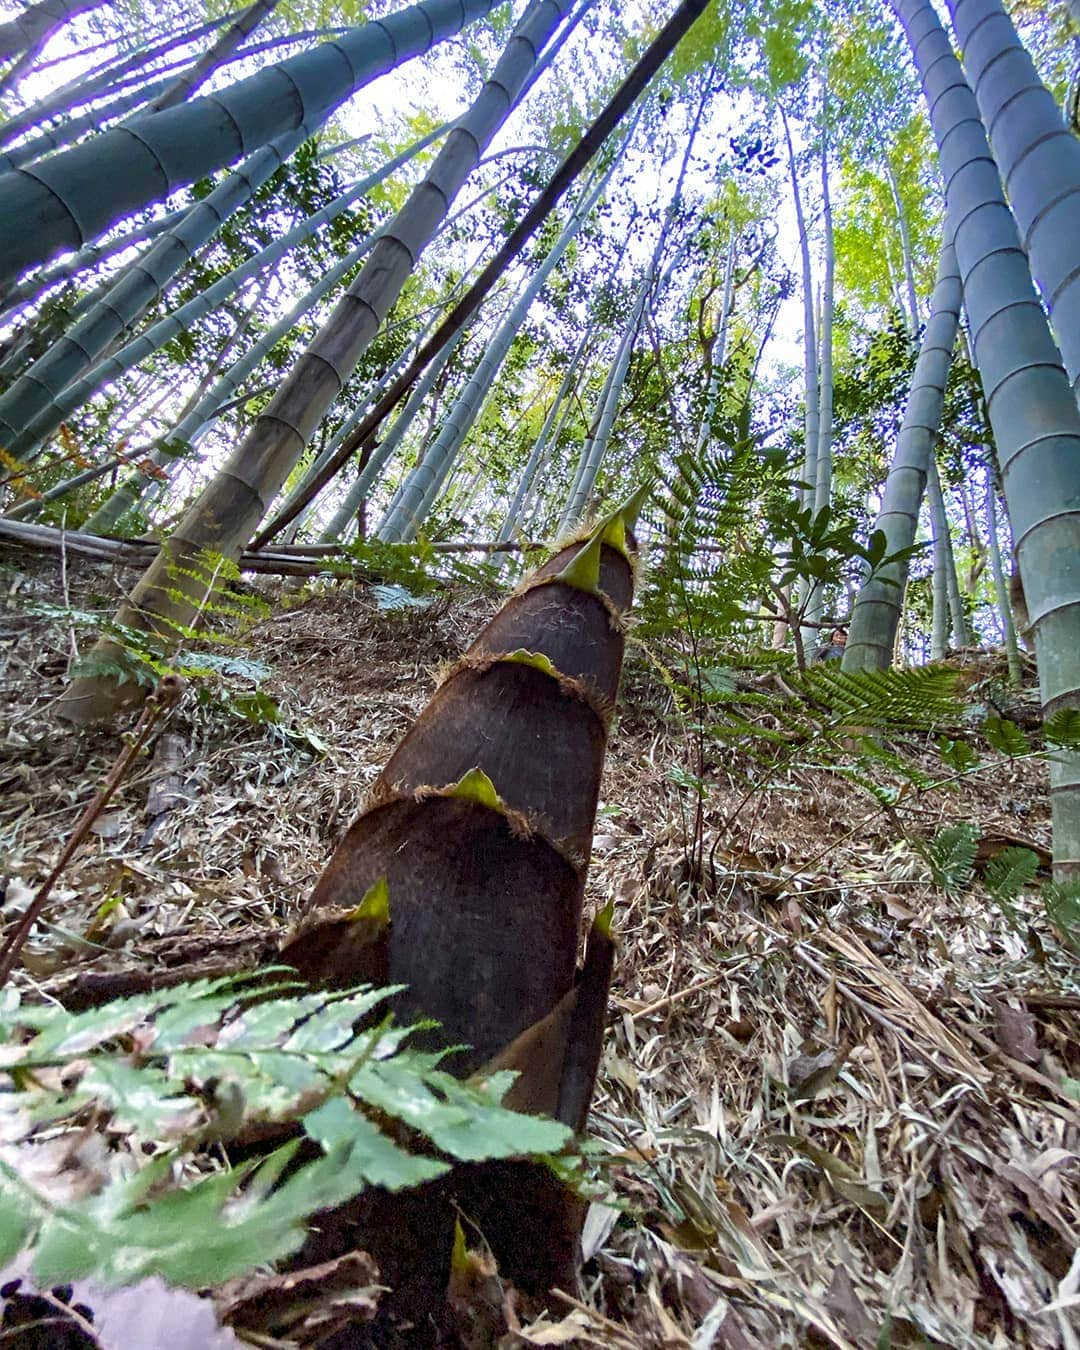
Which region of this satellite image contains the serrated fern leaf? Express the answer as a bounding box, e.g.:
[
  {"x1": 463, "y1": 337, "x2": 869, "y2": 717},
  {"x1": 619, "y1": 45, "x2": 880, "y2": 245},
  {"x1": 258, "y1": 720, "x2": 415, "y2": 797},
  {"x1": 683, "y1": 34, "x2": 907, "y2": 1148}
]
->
[
  {"x1": 1043, "y1": 881, "x2": 1080, "y2": 952},
  {"x1": 984, "y1": 847, "x2": 1040, "y2": 903},
  {"x1": 798, "y1": 664, "x2": 963, "y2": 730},
  {"x1": 1044, "y1": 708, "x2": 1080, "y2": 749},
  {"x1": 0, "y1": 972, "x2": 572, "y2": 1290},
  {"x1": 984, "y1": 715, "x2": 1030, "y2": 757},
  {"x1": 918, "y1": 823, "x2": 979, "y2": 895}
]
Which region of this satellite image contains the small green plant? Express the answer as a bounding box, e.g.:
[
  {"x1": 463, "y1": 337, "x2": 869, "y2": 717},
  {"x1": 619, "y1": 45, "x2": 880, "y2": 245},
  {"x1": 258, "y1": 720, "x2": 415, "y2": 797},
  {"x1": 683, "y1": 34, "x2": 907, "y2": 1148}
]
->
[
  {"x1": 916, "y1": 824, "x2": 1076, "y2": 954},
  {"x1": 1044, "y1": 881, "x2": 1080, "y2": 953},
  {"x1": 0, "y1": 973, "x2": 571, "y2": 1288},
  {"x1": 984, "y1": 846, "x2": 1041, "y2": 906},
  {"x1": 918, "y1": 823, "x2": 979, "y2": 896}
]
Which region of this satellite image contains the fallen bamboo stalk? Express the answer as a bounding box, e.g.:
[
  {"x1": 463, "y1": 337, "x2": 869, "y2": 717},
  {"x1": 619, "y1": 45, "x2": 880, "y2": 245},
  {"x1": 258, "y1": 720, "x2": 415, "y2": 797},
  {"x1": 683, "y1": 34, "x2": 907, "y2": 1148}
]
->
[
  {"x1": 0, "y1": 518, "x2": 549, "y2": 574},
  {"x1": 0, "y1": 518, "x2": 738, "y2": 576}
]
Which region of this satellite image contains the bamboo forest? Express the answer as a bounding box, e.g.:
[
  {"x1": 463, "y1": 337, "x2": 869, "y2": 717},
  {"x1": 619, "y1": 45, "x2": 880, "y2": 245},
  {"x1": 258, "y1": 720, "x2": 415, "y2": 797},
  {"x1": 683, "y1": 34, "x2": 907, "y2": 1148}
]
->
[{"x1": 1, "y1": 0, "x2": 1079, "y2": 1343}]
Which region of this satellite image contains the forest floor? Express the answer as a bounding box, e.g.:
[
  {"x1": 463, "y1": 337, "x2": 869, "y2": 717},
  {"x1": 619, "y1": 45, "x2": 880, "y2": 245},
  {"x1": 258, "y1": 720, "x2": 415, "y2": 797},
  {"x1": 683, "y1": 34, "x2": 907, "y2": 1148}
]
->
[{"x1": 1, "y1": 550, "x2": 1078, "y2": 1349}]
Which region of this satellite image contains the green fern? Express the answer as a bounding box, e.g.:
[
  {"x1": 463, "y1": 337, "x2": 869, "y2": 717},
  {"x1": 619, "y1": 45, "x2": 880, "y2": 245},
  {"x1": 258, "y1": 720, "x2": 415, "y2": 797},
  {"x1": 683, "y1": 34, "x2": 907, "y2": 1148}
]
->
[
  {"x1": 918, "y1": 823, "x2": 979, "y2": 895},
  {"x1": 984, "y1": 847, "x2": 1040, "y2": 904},
  {"x1": 652, "y1": 439, "x2": 772, "y2": 571},
  {"x1": 637, "y1": 438, "x2": 787, "y2": 645},
  {"x1": 796, "y1": 664, "x2": 963, "y2": 731},
  {"x1": 984, "y1": 715, "x2": 1030, "y2": 757},
  {"x1": 1043, "y1": 881, "x2": 1080, "y2": 953},
  {"x1": 1044, "y1": 708, "x2": 1080, "y2": 749},
  {"x1": 936, "y1": 735, "x2": 980, "y2": 773},
  {"x1": 0, "y1": 972, "x2": 570, "y2": 1289}
]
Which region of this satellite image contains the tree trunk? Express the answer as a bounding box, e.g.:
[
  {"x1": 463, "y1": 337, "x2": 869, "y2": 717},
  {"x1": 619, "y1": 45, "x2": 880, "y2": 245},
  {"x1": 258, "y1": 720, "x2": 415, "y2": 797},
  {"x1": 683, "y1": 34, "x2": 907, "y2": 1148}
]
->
[
  {"x1": 558, "y1": 68, "x2": 709, "y2": 532},
  {"x1": 0, "y1": 0, "x2": 501, "y2": 288},
  {"x1": 0, "y1": 75, "x2": 178, "y2": 171},
  {"x1": 0, "y1": 0, "x2": 109, "y2": 63},
  {"x1": 894, "y1": 0, "x2": 1080, "y2": 877},
  {"x1": 814, "y1": 114, "x2": 834, "y2": 520},
  {"x1": 0, "y1": 13, "x2": 224, "y2": 151},
  {"x1": 148, "y1": 0, "x2": 280, "y2": 112},
  {"x1": 559, "y1": 292, "x2": 643, "y2": 530},
  {"x1": 692, "y1": 227, "x2": 736, "y2": 456},
  {"x1": 781, "y1": 105, "x2": 820, "y2": 652},
  {"x1": 246, "y1": 0, "x2": 713, "y2": 548},
  {"x1": 985, "y1": 463, "x2": 1023, "y2": 685},
  {"x1": 781, "y1": 106, "x2": 818, "y2": 513},
  {"x1": 0, "y1": 204, "x2": 190, "y2": 320},
  {"x1": 25, "y1": 274, "x2": 271, "y2": 524},
  {"x1": 948, "y1": 0, "x2": 1080, "y2": 402},
  {"x1": 927, "y1": 456, "x2": 951, "y2": 659},
  {"x1": 843, "y1": 239, "x2": 961, "y2": 672},
  {"x1": 13, "y1": 127, "x2": 445, "y2": 518},
  {"x1": 78, "y1": 226, "x2": 387, "y2": 532},
  {"x1": 805, "y1": 97, "x2": 835, "y2": 641},
  {"x1": 926, "y1": 455, "x2": 968, "y2": 654},
  {"x1": 941, "y1": 464, "x2": 970, "y2": 647},
  {"x1": 59, "y1": 0, "x2": 572, "y2": 726},
  {"x1": 882, "y1": 152, "x2": 920, "y2": 331},
  {"x1": 378, "y1": 150, "x2": 620, "y2": 543},
  {"x1": 0, "y1": 125, "x2": 313, "y2": 462},
  {"x1": 496, "y1": 324, "x2": 593, "y2": 545},
  {"x1": 271, "y1": 318, "x2": 449, "y2": 538},
  {"x1": 319, "y1": 332, "x2": 464, "y2": 543}
]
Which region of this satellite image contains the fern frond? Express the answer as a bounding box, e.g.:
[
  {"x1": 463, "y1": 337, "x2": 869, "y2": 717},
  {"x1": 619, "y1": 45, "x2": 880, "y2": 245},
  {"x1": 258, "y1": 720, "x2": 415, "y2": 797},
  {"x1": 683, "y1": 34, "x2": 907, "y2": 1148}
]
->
[
  {"x1": 918, "y1": 823, "x2": 979, "y2": 895},
  {"x1": 984, "y1": 847, "x2": 1040, "y2": 904},
  {"x1": 1043, "y1": 880, "x2": 1080, "y2": 951},
  {"x1": 0, "y1": 973, "x2": 571, "y2": 1290},
  {"x1": 797, "y1": 664, "x2": 963, "y2": 731}
]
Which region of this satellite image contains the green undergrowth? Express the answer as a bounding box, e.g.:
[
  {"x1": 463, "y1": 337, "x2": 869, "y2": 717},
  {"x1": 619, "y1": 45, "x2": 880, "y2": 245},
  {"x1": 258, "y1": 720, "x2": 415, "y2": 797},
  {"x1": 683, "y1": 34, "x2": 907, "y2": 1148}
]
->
[{"x1": 0, "y1": 972, "x2": 573, "y2": 1289}]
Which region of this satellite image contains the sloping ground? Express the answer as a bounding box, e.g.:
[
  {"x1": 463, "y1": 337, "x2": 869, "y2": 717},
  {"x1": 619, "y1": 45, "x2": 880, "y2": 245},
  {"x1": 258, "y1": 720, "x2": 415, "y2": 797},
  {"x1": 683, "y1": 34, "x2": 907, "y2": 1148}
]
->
[{"x1": 1, "y1": 553, "x2": 1077, "y2": 1348}]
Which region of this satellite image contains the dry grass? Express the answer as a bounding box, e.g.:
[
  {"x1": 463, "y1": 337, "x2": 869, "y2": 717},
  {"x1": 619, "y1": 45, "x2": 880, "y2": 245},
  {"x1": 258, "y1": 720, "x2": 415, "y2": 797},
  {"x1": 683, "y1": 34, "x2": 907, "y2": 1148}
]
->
[{"x1": 1, "y1": 552, "x2": 1077, "y2": 1348}]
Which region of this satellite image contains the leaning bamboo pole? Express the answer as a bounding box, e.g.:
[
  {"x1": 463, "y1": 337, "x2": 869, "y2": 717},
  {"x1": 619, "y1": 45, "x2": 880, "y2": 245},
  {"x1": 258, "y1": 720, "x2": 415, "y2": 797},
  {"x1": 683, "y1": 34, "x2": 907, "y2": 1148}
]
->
[
  {"x1": 0, "y1": 516, "x2": 548, "y2": 575},
  {"x1": 58, "y1": 0, "x2": 573, "y2": 726},
  {"x1": 0, "y1": 0, "x2": 502, "y2": 286}
]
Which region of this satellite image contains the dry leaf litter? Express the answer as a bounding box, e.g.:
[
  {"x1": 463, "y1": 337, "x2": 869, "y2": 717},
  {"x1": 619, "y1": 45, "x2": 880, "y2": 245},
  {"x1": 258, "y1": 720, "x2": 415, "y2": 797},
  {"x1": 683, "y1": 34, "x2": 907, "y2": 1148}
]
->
[{"x1": 0, "y1": 554, "x2": 1077, "y2": 1349}]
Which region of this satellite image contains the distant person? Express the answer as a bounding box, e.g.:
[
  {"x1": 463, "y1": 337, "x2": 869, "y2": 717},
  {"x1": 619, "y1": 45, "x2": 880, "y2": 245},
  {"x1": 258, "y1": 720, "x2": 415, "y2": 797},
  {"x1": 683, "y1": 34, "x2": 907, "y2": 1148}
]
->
[{"x1": 813, "y1": 623, "x2": 848, "y2": 663}]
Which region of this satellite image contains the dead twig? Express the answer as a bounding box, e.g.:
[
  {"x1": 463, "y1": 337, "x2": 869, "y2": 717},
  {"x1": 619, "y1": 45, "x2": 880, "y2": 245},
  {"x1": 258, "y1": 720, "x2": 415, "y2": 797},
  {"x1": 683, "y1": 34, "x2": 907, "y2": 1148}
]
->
[
  {"x1": 617, "y1": 969, "x2": 728, "y2": 1021},
  {"x1": 0, "y1": 674, "x2": 186, "y2": 985},
  {"x1": 550, "y1": 1289, "x2": 640, "y2": 1347},
  {"x1": 790, "y1": 940, "x2": 979, "y2": 1085}
]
